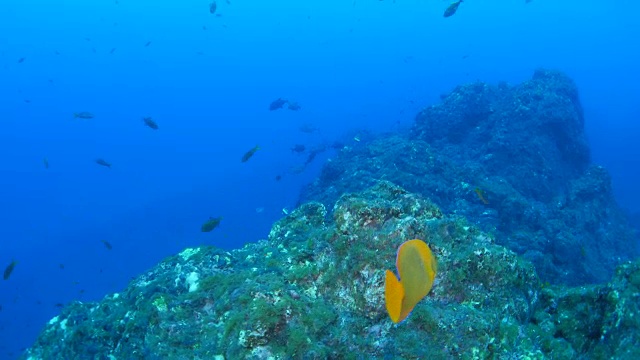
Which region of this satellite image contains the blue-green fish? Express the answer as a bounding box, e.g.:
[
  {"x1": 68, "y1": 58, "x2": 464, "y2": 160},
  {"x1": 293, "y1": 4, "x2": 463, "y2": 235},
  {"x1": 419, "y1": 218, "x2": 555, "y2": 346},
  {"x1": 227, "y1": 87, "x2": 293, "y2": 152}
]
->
[
  {"x1": 143, "y1": 117, "x2": 159, "y2": 130},
  {"x1": 95, "y1": 158, "x2": 111, "y2": 168},
  {"x1": 201, "y1": 216, "x2": 223, "y2": 232},
  {"x1": 74, "y1": 112, "x2": 94, "y2": 119},
  {"x1": 3, "y1": 260, "x2": 18, "y2": 280},
  {"x1": 241, "y1": 145, "x2": 260, "y2": 162},
  {"x1": 444, "y1": 0, "x2": 463, "y2": 17}
]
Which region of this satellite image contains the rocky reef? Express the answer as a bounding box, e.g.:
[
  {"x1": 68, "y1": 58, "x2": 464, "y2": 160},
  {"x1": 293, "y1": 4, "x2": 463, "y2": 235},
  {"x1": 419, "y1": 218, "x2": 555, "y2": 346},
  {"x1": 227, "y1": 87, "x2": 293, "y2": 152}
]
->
[
  {"x1": 301, "y1": 69, "x2": 637, "y2": 285},
  {"x1": 24, "y1": 71, "x2": 640, "y2": 359},
  {"x1": 24, "y1": 181, "x2": 640, "y2": 359}
]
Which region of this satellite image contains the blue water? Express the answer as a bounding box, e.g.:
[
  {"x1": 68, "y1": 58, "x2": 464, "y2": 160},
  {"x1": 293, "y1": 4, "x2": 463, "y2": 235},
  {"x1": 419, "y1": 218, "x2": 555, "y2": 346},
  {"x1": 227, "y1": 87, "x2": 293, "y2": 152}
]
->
[{"x1": 1, "y1": 0, "x2": 638, "y2": 357}]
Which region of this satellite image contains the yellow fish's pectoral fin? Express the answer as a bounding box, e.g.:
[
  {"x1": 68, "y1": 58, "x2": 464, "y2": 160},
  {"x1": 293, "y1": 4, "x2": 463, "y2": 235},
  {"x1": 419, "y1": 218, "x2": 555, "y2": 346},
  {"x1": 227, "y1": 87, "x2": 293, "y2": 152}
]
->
[{"x1": 385, "y1": 269, "x2": 405, "y2": 323}]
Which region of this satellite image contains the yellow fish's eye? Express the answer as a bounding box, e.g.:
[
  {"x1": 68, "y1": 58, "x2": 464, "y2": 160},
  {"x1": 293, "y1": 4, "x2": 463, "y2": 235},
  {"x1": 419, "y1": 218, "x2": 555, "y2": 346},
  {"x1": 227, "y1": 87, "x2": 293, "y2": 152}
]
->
[{"x1": 384, "y1": 239, "x2": 437, "y2": 323}]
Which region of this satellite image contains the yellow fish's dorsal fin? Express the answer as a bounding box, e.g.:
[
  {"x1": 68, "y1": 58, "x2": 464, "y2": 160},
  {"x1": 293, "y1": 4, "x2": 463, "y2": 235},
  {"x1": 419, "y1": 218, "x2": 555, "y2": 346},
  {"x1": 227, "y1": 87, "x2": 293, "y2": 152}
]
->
[{"x1": 384, "y1": 270, "x2": 405, "y2": 323}]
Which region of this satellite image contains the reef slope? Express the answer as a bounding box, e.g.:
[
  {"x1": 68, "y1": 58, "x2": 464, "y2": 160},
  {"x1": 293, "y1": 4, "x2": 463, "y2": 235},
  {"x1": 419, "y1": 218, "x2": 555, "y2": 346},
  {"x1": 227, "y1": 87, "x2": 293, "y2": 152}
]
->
[
  {"x1": 301, "y1": 70, "x2": 637, "y2": 285},
  {"x1": 24, "y1": 182, "x2": 640, "y2": 359}
]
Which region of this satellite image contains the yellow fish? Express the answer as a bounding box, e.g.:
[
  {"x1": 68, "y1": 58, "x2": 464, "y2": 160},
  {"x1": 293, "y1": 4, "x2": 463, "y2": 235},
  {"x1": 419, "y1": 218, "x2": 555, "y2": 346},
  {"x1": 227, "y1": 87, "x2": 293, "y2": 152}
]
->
[{"x1": 385, "y1": 239, "x2": 437, "y2": 323}]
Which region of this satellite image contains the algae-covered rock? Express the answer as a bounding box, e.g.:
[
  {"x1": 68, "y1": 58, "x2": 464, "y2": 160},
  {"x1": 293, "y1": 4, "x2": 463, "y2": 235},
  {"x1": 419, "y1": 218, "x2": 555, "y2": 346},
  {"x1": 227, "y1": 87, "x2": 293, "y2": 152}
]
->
[
  {"x1": 23, "y1": 181, "x2": 639, "y2": 359},
  {"x1": 533, "y1": 260, "x2": 640, "y2": 359},
  {"x1": 301, "y1": 70, "x2": 637, "y2": 285}
]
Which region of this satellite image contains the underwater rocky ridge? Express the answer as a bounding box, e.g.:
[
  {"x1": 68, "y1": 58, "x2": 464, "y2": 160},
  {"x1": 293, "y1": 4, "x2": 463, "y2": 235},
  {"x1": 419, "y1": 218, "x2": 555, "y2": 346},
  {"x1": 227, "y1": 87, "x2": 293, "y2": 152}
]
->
[
  {"x1": 23, "y1": 70, "x2": 640, "y2": 359},
  {"x1": 302, "y1": 69, "x2": 636, "y2": 286}
]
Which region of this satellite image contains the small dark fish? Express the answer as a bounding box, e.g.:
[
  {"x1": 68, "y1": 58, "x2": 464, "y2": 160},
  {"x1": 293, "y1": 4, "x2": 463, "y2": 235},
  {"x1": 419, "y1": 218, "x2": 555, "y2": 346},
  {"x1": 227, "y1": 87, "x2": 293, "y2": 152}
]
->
[
  {"x1": 201, "y1": 216, "x2": 222, "y2": 232},
  {"x1": 241, "y1": 145, "x2": 260, "y2": 162},
  {"x1": 95, "y1": 158, "x2": 111, "y2": 168},
  {"x1": 109, "y1": 48, "x2": 116, "y2": 54},
  {"x1": 73, "y1": 112, "x2": 94, "y2": 119},
  {"x1": 143, "y1": 117, "x2": 159, "y2": 130},
  {"x1": 43, "y1": 157, "x2": 49, "y2": 169},
  {"x1": 3, "y1": 260, "x2": 17, "y2": 280},
  {"x1": 275, "y1": 175, "x2": 282, "y2": 181},
  {"x1": 0, "y1": 305, "x2": 3, "y2": 311},
  {"x1": 304, "y1": 151, "x2": 318, "y2": 166},
  {"x1": 101, "y1": 240, "x2": 113, "y2": 250},
  {"x1": 59, "y1": 264, "x2": 65, "y2": 270},
  {"x1": 209, "y1": 1, "x2": 217, "y2": 14},
  {"x1": 291, "y1": 144, "x2": 306, "y2": 153},
  {"x1": 304, "y1": 145, "x2": 328, "y2": 166},
  {"x1": 444, "y1": 0, "x2": 463, "y2": 17},
  {"x1": 269, "y1": 98, "x2": 288, "y2": 111},
  {"x1": 144, "y1": 41, "x2": 152, "y2": 47},
  {"x1": 54, "y1": 303, "x2": 64, "y2": 308},
  {"x1": 287, "y1": 101, "x2": 301, "y2": 111},
  {"x1": 18, "y1": 57, "x2": 25, "y2": 63}
]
